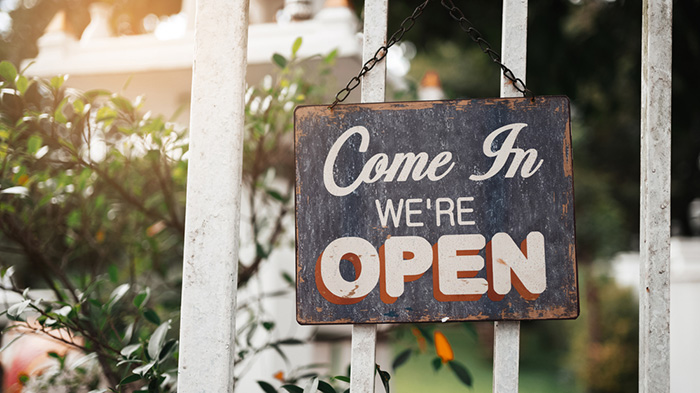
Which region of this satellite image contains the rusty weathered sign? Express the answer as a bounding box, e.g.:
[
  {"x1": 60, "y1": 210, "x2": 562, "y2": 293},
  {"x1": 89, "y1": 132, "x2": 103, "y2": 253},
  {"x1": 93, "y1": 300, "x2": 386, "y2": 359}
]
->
[{"x1": 294, "y1": 96, "x2": 578, "y2": 324}]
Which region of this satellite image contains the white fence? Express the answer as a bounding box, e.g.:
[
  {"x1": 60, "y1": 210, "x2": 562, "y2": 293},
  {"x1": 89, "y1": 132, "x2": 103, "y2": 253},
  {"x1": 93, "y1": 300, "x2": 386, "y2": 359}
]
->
[{"x1": 177, "y1": 0, "x2": 672, "y2": 392}]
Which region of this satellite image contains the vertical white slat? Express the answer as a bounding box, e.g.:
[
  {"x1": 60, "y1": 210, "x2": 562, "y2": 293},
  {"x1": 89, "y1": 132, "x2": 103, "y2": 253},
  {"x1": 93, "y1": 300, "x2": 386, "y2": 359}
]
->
[
  {"x1": 350, "y1": 1, "x2": 388, "y2": 392},
  {"x1": 493, "y1": 1, "x2": 527, "y2": 392},
  {"x1": 640, "y1": 0, "x2": 672, "y2": 392},
  {"x1": 177, "y1": 0, "x2": 249, "y2": 391}
]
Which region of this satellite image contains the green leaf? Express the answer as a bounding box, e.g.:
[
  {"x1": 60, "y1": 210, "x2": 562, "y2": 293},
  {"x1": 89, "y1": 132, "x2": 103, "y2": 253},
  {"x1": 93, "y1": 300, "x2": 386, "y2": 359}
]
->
[
  {"x1": 0, "y1": 61, "x2": 17, "y2": 83},
  {"x1": 448, "y1": 360, "x2": 473, "y2": 387},
  {"x1": 158, "y1": 339, "x2": 177, "y2": 362},
  {"x1": 122, "y1": 322, "x2": 135, "y2": 345},
  {"x1": 431, "y1": 357, "x2": 442, "y2": 372},
  {"x1": 392, "y1": 348, "x2": 412, "y2": 370},
  {"x1": 143, "y1": 309, "x2": 161, "y2": 325},
  {"x1": 108, "y1": 265, "x2": 119, "y2": 283},
  {"x1": 257, "y1": 381, "x2": 277, "y2": 393},
  {"x1": 134, "y1": 288, "x2": 150, "y2": 309},
  {"x1": 266, "y1": 189, "x2": 286, "y2": 202},
  {"x1": 73, "y1": 98, "x2": 85, "y2": 115},
  {"x1": 273, "y1": 53, "x2": 288, "y2": 69},
  {"x1": 282, "y1": 271, "x2": 294, "y2": 285},
  {"x1": 277, "y1": 338, "x2": 304, "y2": 345},
  {"x1": 262, "y1": 321, "x2": 275, "y2": 331},
  {"x1": 375, "y1": 365, "x2": 390, "y2": 393},
  {"x1": 108, "y1": 283, "x2": 130, "y2": 307},
  {"x1": 110, "y1": 95, "x2": 133, "y2": 112},
  {"x1": 148, "y1": 377, "x2": 159, "y2": 392},
  {"x1": 120, "y1": 344, "x2": 141, "y2": 358},
  {"x1": 54, "y1": 100, "x2": 68, "y2": 124},
  {"x1": 292, "y1": 37, "x2": 303, "y2": 56},
  {"x1": 119, "y1": 374, "x2": 142, "y2": 386},
  {"x1": 332, "y1": 376, "x2": 349, "y2": 383},
  {"x1": 0, "y1": 186, "x2": 28, "y2": 197},
  {"x1": 281, "y1": 385, "x2": 304, "y2": 393},
  {"x1": 147, "y1": 320, "x2": 171, "y2": 360},
  {"x1": 50, "y1": 75, "x2": 68, "y2": 90},
  {"x1": 96, "y1": 106, "x2": 117, "y2": 123},
  {"x1": 67, "y1": 210, "x2": 81, "y2": 229},
  {"x1": 317, "y1": 380, "x2": 336, "y2": 393},
  {"x1": 7, "y1": 299, "x2": 31, "y2": 320},
  {"x1": 132, "y1": 361, "x2": 154, "y2": 376},
  {"x1": 324, "y1": 49, "x2": 338, "y2": 64},
  {"x1": 16, "y1": 75, "x2": 28, "y2": 94},
  {"x1": 303, "y1": 377, "x2": 319, "y2": 393},
  {"x1": 256, "y1": 242, "x2": 269, "y2": 259},
  {"x1": 27, "y1": 135, "x2": 42, "y2": 155}
]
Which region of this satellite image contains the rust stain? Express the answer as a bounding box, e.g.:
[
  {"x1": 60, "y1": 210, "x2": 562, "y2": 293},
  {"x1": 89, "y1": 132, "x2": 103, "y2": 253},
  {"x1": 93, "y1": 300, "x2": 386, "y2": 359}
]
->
[
  {"x1": 497, "y1": 258, "x2": 507, "y2": 265},
  {"x1": 562, "y1": 117, "x2": 573, "y2": 177},
  {"x1": 344, "y1": 284, "x2": 360, "y2": 298},
  {"x1": 316, "y1": 307, "x2": 323, "y2": 312}
]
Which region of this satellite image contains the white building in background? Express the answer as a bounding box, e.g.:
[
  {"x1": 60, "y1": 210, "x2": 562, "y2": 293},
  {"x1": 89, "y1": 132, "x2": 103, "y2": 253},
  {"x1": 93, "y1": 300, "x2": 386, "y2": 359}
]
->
[
  {"x1": 21, "y1": 0, "x2": 399, "y2": 390},
  {"x1": 25, "y1": 0, "x2": 365, "y2": 124},
  {"x1": 611, "y1": 237, "x2": 700, "y2": 393}
]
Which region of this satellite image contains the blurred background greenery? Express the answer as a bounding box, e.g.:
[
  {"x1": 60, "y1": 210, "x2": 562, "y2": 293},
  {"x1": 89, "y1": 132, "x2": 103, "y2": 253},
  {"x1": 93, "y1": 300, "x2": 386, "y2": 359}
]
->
[{"x1": 0, "y1": 0, "x2": 697, "y2": 392}]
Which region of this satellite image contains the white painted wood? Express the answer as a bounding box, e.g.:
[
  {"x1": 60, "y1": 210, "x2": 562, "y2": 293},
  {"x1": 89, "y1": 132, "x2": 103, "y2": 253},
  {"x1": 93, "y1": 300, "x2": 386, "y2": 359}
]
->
[
  {"x1": 493, "y1": 321, "x2": 520, "y2": 392},
  {"x1": 360, "y1": 0, "x2": 388, "y2": 104},
  {"x1": 640, "y1": 0, "x2": 672, "y2": 392},
  {"x1": 177, "y1": 0, "x2": 249, "y2": 391},
  {"x1": 351, "y1": 325, "x2": 379, "y2": 393},
  {"x1": 350, "y1": 1, "x2": 387, "y2": 392},
  {"x1": 494, "y1": 1, "x2": 527, "y2": 392}
]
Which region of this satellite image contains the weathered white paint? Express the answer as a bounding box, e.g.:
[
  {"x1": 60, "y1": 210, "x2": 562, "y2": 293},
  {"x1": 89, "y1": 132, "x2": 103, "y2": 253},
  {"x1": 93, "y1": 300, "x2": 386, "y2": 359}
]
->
[
  {"x1": 360, "y1": 0, "x2": 388, "y2": 104},
  {"x1": 351, "y1": 325, "x2": 378, "y2": 393},
  {"x1": 350, "y1": 0, "x2": 387, "y2": 392},
  {"x1": 640, "y1": 0, "x2": 672, "y2": 392},
  {"x1": 493, "y1": 321, "x2": 520, "y2": 392},
  {"x1": 177, "y1": 0, "x2": 249, "y2": 391},
  {"x1": 494, "y1": 0, "x2": 527, "y2": 392}
]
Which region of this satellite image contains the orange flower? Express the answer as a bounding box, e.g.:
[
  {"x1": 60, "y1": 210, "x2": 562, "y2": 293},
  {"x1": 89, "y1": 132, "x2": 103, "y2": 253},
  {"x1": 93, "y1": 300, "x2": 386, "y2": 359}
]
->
[
  {"x1": 273, "y1": 371, "x2": 284, "y2": 382},
  {"x1": 434, "y1": 330, "x2": 454, "y2": 363},
  {"x1": 17, "y1": 174, "x2": 29, "y2": 186},
  {"x1": 411, "y1": 327, "x2": 427, "y2": 353}
]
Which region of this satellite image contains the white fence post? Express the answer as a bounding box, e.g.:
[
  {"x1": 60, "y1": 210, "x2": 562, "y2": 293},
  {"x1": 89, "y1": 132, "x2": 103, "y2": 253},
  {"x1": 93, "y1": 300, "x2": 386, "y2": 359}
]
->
[
  {"x1": 639, "y1": 0, "x2": 672, "y2": 392},
  {"x1": 349, "y1": 1, "x2": 388, "y2": 392},
  {"x1": 177, "y1": 0, "x2": 250, "y2": 391},
  {"x1": 493, "y1": 1, "x2": 527, "y2": 392}
]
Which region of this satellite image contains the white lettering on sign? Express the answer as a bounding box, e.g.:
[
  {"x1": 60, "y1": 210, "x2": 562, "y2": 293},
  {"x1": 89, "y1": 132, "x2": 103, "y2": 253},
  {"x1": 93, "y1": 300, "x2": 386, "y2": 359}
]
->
[
  {"x1": 380, "y1": 236, "x2": 433, "y2": 304},
  {"x1": 323, "y1": 126, "x2": 456, "y2": 196},
  {"x1": 316, "y1": 232, "x2": 547, "y2": 304},
  {"x1": 469, "y1": 123, "x2": 543, "y2": 181},
  {"x1": 316, "y1": 237, "x2": 380, "y2": 304},
  {"x1": 433, "y1": 234, "x2": 489, "y2": 301},
  {"x1": 486, "y1": 232, "x2": 546, "y2": 301},
  {"x1": 375, "y1": 197, "x2": 475, "y2": 228}
]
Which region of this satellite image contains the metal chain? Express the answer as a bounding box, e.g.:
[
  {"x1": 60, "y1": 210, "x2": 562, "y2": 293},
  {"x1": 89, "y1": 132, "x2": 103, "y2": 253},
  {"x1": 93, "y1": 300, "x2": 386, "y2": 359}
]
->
[
  {"x1": 328, "y1": 0, "x2": 533, "y2": 109},
  {"x1": 328, "y1": 0, "x2": 431, "y2": 109},
  {"x1": 439, "y1": 0, "x2": 533, "y2": 99}
]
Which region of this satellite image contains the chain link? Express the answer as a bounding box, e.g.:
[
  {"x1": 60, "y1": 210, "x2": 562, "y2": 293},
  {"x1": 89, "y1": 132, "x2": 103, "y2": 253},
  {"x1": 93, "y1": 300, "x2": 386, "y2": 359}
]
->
[
  {"x1": 438, "y1": 0, "x2": 533, "y2": 99},
  {"x1": 328, "y1": 0, "x2": 431, "y2": 109},
  {"x1": 329, "y1": 0, "x2": 533, "y2": 109}
]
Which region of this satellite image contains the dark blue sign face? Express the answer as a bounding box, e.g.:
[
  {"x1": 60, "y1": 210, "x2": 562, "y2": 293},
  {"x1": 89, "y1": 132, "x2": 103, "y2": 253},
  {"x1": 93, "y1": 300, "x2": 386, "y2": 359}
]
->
[{"x1": 294, "y1": 97, "x2": 578, "y2": 324}]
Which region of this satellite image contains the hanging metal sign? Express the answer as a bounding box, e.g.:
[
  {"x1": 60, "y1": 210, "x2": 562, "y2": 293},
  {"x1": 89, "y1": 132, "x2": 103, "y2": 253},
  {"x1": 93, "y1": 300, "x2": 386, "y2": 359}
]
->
[{"x1": 295, "y1": 96, "x2": 578, "y2": 324}]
